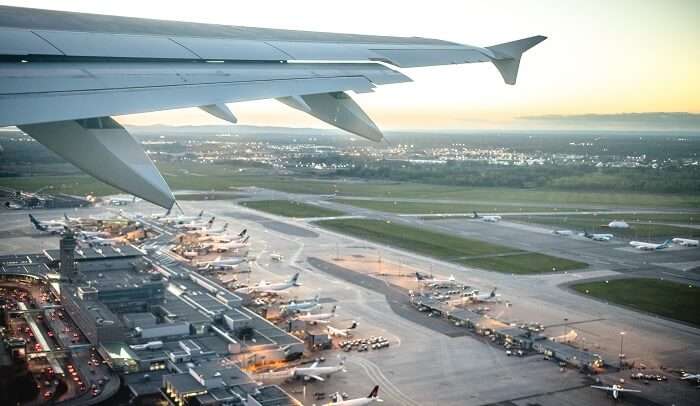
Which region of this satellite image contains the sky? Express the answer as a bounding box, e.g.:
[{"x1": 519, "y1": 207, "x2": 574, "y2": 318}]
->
[{"x1": 4, "y1": 0, "x2": 699, "y2": 130}]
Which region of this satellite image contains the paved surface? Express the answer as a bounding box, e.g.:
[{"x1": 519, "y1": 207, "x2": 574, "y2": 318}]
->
[{"x1": 2, "y1": 193, "x2": 700, "y2": 406}]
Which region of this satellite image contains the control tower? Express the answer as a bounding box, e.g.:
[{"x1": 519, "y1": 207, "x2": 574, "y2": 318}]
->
[{"x1": 59, "y1": 228, "x2": 78, "y2": 281}]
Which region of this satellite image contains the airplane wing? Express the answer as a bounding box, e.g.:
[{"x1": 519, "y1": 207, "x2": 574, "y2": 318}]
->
[
  {"x1": 307, "y1": 374, "x2": 325, "y2": 382},
  {"x1": 618, "y1": 388, "x2": 641, "y2": 393},
  {"x1": 590, "y1": 386, "x2": 613, "y2": 391},
  {"x1": 0, "y1": 6, "x2": 545, "y2": 208}
]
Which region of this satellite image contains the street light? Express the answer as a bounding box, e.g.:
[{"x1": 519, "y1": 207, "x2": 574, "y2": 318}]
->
[{"x1": 619, "y1": 331, "x2": 626, "y2": 370}]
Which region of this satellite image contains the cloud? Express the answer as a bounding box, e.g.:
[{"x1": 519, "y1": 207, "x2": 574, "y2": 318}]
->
[{"x1": 517, "y1": 112, "x2": 700, "y2": 131}]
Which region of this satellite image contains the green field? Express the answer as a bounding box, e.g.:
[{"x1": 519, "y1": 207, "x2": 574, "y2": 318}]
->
[
  {"x1": 462, "y1": 253, "x2": 586, "y2": 274},
  {"x1": 315, "y1": 218, "x2": 587, "y2": 274},
  {"x1": 240, "y1": 200, "x2": 344, "y2": 218},
  {"x1": 3, "y1": 161, "x2": 699, "y2": 208},
  {"x1": 333, "y1": 199, "x2": 583, "y2": 214},
  {"x1": 572, "y1": 278, "x2": 700, "y2": 327},
  {"x1": 511, "y1": 214, "x2": 700, "y2": 239}
]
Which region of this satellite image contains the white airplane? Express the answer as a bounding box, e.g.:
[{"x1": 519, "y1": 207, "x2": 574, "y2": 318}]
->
[
  {"x1": 28, "y1": 214, "x2": 65, "y2": 234},
  {"x1": 324, "y1": 386, "x2": 382, "y2": 406},
  {"x1": 327, "y1": 321, "x2": 359, "y2": 338},
  {"x1": 415, "y1": 272, "x2": 458, "y2": 287},
  {"x1": 197, "y1": 256, "x2": 247, "y2": 271},
  {"x1": 583, "y1": 231, "x2": 614, "y2": 241},
  {"x1": 4, "y1": 201, "x2": 23, "y2": 210},
  {"x1": 109, "y1": 196, "x2": 137, "y2": 206},
  {"x1": 235, "y1": 273, "x2": 301, "y2": 294},
  {"x1": 629, "y1": 240, "x2": 672, "y2": 251},
  {"x1": 468, "y1": 288, "x2": 500, "y2": 302},
  {"x1": 294, "y1": 305, "x2": 337, "y2": 324},
  {"x1": 681, "y1": 372, "x2": 700, "y2": 382},
  {"x1": 173, "y1": 216, "x2": 215, "y2": 230},
  {"x1": 553, "y1": 230, "x2": 574, "y2": 236},
  {"x1": 472, "y1": 211, "x2": 502, "y2": 223},
  {"x1": 590, "y1": 384, "x2": 640, "y2": 400},
  {"x1": 608, "y1": 220, "x2": 630, "y2": 229},
  {"x1": 80, "y1": 235, "x2": 121, "y2": 246},
  {"x1": 280, "y1": 294, "x2": 321, "y2": 314},
  {"x1": 76, "y1": 229, "x2": 110, "y2": 239},
  {"x1": 1, "y1": 6, "x2": 545, "y2": 210},
  {"x1": 208, "y1": 235, "x2": 250, "y2": 253},
  {"x1": 293, "y1": 358, "x2": 346, "y2": 382},
  {"x1": 156, "y1": 210, "x2": 204, "y2": 224},
  {"x1": 188, "y1": 223, "x2": 231, "y2": 235},
  {"x1": 673, "y1": 238, "x2": 699, "y2": 247}
]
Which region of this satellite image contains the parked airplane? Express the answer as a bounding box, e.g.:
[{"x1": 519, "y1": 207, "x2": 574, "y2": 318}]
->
[
  {"x1": 76, "y1": 229, "x2": 110, "y2": 239},
  {"x1": 293, "y1": 358, "x2": 346, "y2": 381},
  {"x1": 208, "y1": 235, "x2": 250, "y2": 253},
  {"x1": 188, "y1": 222, "x2": 229, "y2": 235},
  {"x1": 4, "y1": 201, "x2": 23, "y2": 209},
  {"x1": 324, "y1": 386, "x2": 382, "y2": 406},
  {"x1": 281, "y1": 294, "x2": 321, "y2": 314},
  {"x1": 80, "y1": 236, "x2": 121, "y2": 246},
  {"x1": 156, "y1": 210, "x2": 204, "y2": 224},
  {"x1": 173, "y1": 217, "x2": 215, "y2": 230},
  {"x1": 109, "y1": 196, "x2": 137, "y2": 206},
  {"x1": 629, "y1": 240, "x2": 672, "y2": 251},
  {"x1": 415, "y1": 272, "x2": 458, "y2": 287},
  {"x1": 590, "y1": 384, "x2": 640, "y2": 400},
  {"x1": 197, "y1": 228, "x2": 246, "y2": 243},
  {"x1": 28, "y1": 214, "x2": 65, "y2": 234},
  {"x1": 235, "y1": 273, "x2": 301, "y2": 294},
  {"x1": 327, "y1": 321, "x2": 359, "y2": 338},
  {"x1": 608, "y1": 220, "x2": 630, "y2": 229},
  {"x1": 672, "y1": 238, "x2": 699, "y2": 247},
  {"x1": 197, "y1": 256, "x2": 247, "y2": 271},
  {"x1": 468, "y1": 288, "x2": 500, "y2": 302},
  {"x1": 553, "y1": 230, "x2": 574, "y2": 236},
  {"x1": 295, "y1": 305, "x2": 338, "y2": 324},
  {"x1": 472, "y1": 211, "x2": 502, "y2": 223},
  {"x1": 681, "y1": 372, "x2": 700, "y2": 382},
  {"x1": 583, "y1": 231, "x2": 614, "y2": 241}
]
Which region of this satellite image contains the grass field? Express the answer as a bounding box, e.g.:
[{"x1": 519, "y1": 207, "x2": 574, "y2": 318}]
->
[
  {"x1": 511, "y1": 214, "x2": 700, "y2": 239},
  {"x1": 333, "y1": 199, "x2": 583, "y2": 214},
  {"x1": 3, "y1": 161, "x2": 699, "y2": 208},
  {"x1": 315, "y1": 218, "x2": 587, "y2": 274},
  {"x1": 240, "y1": 200, "x2": 344, "y2": 218},
  {"x1": 461, "y1": 253, "x2": 586, "y2": 275},
  {"x1": 572, "y1": 278, "x2": 700, "y2": 327}
]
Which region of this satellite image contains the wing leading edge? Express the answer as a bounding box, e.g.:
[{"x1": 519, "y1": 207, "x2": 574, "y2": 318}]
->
[{"x1": 0, "y1": 6, "x2": 546, "y2": 209}]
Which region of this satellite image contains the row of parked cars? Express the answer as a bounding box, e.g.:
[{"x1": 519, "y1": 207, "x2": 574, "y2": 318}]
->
[{"x1": 340, "y1": 336, "x2": 390, "y2": 352}]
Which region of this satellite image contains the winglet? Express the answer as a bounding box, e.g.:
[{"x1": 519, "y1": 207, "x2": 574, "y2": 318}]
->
[{"x1": 486, "y1": 35, "x2": 546, "y2": 85}]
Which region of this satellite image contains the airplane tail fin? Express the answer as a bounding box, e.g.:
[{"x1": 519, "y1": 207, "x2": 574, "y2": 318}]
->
[
  {"x1": 349, "y1": 320, "x2": 358, "y2": 330},
  {"x1": 198, "y1": 210, "x2": 204, "y2": 218},
  {"x1": 28, "y1": 214, "x2": 44, "y2": 230},
  {"x1": 473, "y1": 211, "x2": 479, "y2": 219},
  {"x1": 415, "y1": 272, "x2": 423, "y2": 280},
  {"x1": 486, "y1": 35, "x2": 547, "y2": 85},
  {"x1": 64, "y1": 213, "x2": 70, "y2": 222},
  {"x1": 290, "y1": 273, "x2": 301, "y2": 285},
  {"x1": 239, "y1": 228, "x2": 247, "y2": 237},
  {"x1": 368, "y1": 385, "x2": 379, "y2": 398},
  {"x1": 491, "y1": 288, "x2": 497, "y2": 297}
]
